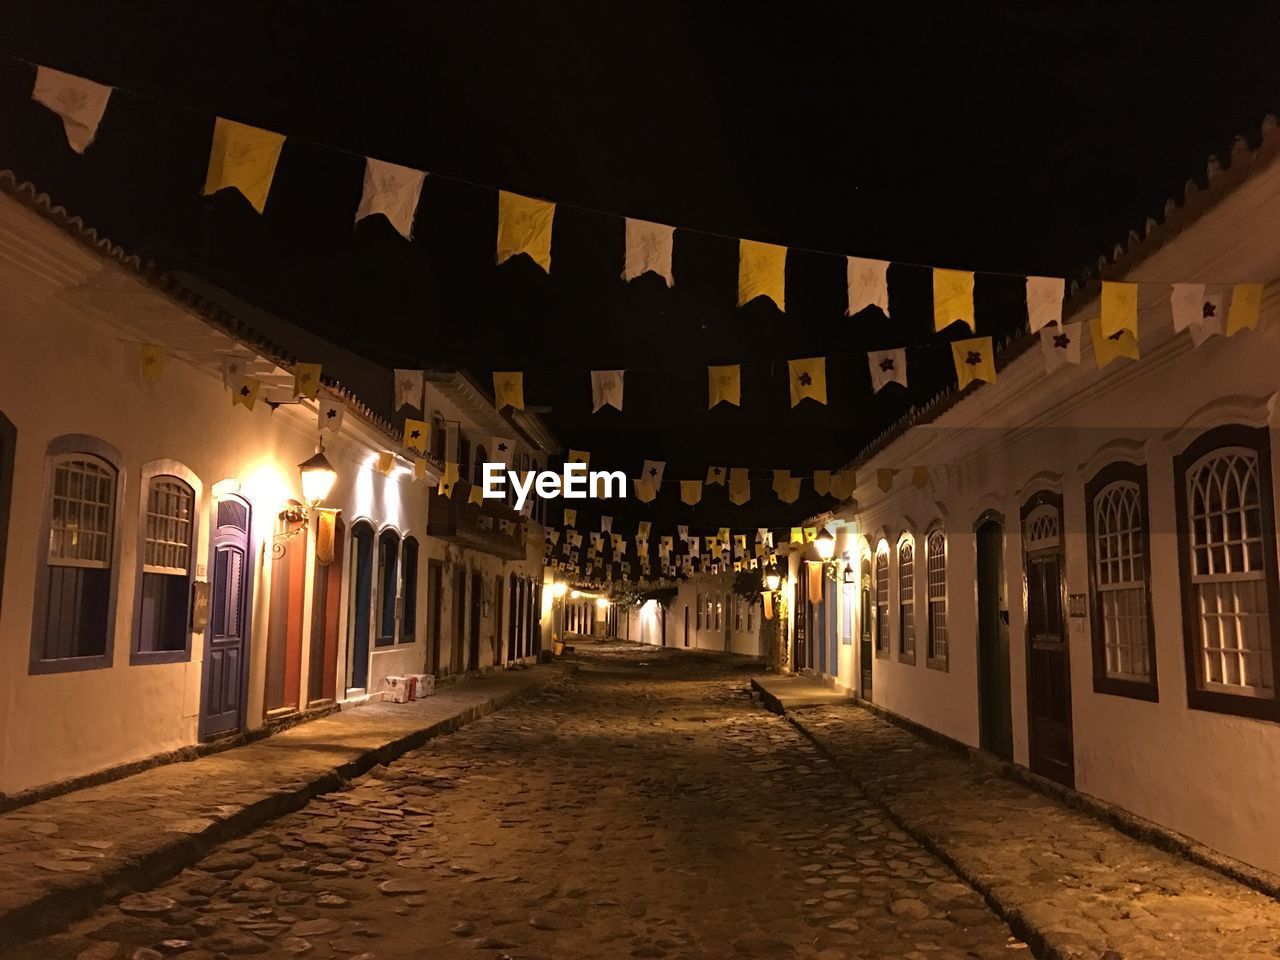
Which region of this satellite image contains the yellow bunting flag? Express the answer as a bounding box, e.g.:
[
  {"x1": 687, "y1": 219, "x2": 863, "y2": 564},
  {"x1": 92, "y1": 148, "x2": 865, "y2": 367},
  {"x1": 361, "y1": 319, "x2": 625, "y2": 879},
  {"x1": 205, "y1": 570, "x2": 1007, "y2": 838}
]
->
[
  {"x1": 933, "y1": 268, "x2": 975, "y2": 332},
  {"x1": 564, "y1": 508, "x2": 576, "y2": 527},
  {"x1": 403, "y1": 418, "x2": 428, "y2": 454},
  {"x1": 1090, "y1": 317, "x2": 1139, "y2": 368},
  {"x1": 1227, "y1": 283, "x2": 1264, "y2": 336},
  {"x1": 790, "y1": 527, "x2": 804, "y2": 544},
  {"x1": 438, "y1": 462, "x2": 460, "y2": 497},
  {"x1": 706, "y1": 466, "x2": 726, "y2": 486},
  {"x1": 708, "y1": 364, "x2": 741, "y2": 408},
  {"x1": 292, "y1": 362, "x2": 321, "y2": 400},
  {"x1": 492, "y1": 371, "x2": 524, "y2": 410},
  {"x1": 729, "y1": 468, "x2": 751, "y2": 505},
  {"x1": 202, "y1": 118, "x2": 286, "y2": 214},
  {"x1": 803, "y1": 527, "x2": 818, "y2": 543},
  {"x1": 139, "y1": 343, "x2": 164, "y2": 382},
  {"x1": 829, "y1": 469, "x2": 856, "y2": 501},
  {"x1": 808, "y1": 562, "x2": 824, "y2": 604},
  {"x1": 788, "y1": 357, "x2": 827, "y2": 406},
  {"x1": 912, "y1": 466, "x2": 929, "y2": 489},
  {"x1": 496, "y1": 191, "x2": 555, "y2": 272},
  {"x1": 230, "y1": 376, "x2": 260, "y2": 410},
  {"x1": 468, "y1": 485, "x2": 484, "y2": 505},
  {"x1": 376, "y1": 452, "x2": 396, "y2": 476},
  {"x1": 567, "y1": 449, "x2": 590, "y2": 466},
  {"x1": 762, "y1": 591, "x2": 774, "y2": 620},
  {"x1": 633, "y1": 477, "x2": 657, "y2": 503},
  {"x1": 773, "y1": 470, "x2": 801, "y2": 504},
  {"x1": 738, "y1": 239, "x2": 786, "y2": 311},
  {"x1": 877, "y1": 468, "x2": 895, "y2": 493},
  {"x1": 1100, "y1": 282, "x2": 1138, "y2": 339},
  {"x1": 951, "y1": 336, "x2": 996, "y2": 389},
  {"x1": 812, "y1": 469, "x2": 831, "y2": 497},
  {"x1": 637, "y1": 521, "x2": 651, "y2": 539},
  {"x1": 413, "y1": 459, "x2": 430, "y2": 482},
  {"x1": 680, "y1": 480, "x2": 703, "y2": 506}
]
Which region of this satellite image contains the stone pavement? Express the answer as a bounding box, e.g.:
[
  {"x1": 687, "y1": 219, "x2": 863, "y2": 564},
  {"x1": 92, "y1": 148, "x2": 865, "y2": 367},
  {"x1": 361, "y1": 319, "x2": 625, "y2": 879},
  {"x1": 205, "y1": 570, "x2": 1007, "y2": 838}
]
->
[
  {"x1": 790, "y1": 702, "x2": 1280, "y2": 960},
  {"x1": 0, "y1": 665, "x2": 563, "y2": 949},
  {"x1": 751, "y1": 675, "x2": 851, "y2": 713},
  {"x1": 3, "y1": 642, "x2": 1024, "y2": 960}
]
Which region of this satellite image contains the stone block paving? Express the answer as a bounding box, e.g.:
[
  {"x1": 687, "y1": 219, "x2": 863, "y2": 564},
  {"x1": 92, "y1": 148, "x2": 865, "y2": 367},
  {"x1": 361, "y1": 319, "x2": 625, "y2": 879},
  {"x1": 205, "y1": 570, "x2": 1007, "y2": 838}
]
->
[
  {"x1": 792, "y1": 704, "x2": 1280, "y2": 960},
  {"x1": 0, "y1": 667, "x2": 557, "y2": 948},
  {"x1": 2, "y1": 643, "x2": 1024, "y2": 960}
]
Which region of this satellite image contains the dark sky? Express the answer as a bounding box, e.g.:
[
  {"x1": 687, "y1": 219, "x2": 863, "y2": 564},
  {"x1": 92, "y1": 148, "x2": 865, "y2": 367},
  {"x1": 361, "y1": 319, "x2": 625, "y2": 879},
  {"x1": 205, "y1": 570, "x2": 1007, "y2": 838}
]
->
[{"x1": 3, "y1": 3, "x2": 1280, "y2": 549}]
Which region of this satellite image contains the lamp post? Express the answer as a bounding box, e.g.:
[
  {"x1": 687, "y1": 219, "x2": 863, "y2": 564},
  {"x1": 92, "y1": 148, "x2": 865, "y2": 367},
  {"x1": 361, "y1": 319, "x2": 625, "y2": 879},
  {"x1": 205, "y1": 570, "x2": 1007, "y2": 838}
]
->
[{"x1": 278, "y1": 442, "x2": 341, "y2": 561}]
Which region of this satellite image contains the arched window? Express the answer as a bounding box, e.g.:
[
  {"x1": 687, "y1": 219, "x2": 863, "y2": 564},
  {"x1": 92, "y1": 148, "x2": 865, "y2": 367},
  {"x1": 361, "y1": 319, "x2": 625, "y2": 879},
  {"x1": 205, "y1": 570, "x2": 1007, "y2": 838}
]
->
[
  {"x1": 874, "y1": 542, "x2": 890, "y2": 658},
  {"x1": 926, "y1": 527, "x2": 948, "y2": 669},
  {"x1": 898, "y1": 537, "x2": 916, "y2": 664},
  {"x1": 375, "y1": 528, "x2": 400, "y2": 647},
  {"x1": 400, "y1": 536, "x2": 419, "y2": 644},
  {"x1": 1175, "y1": 426, "x2": 1279, "y2": 719},
  {"x1": 32, "y1": 436, "x2": 123, "y2": 672},
  {"x1": 473, "y1": 445, "x2": 488, "y2": 486},
  {"x1": 135, "y1": 466, "x2": 199, "y2": 662},
  {"x1": 1086, "y1": 464, "x2": 1156, "y2": 698}
]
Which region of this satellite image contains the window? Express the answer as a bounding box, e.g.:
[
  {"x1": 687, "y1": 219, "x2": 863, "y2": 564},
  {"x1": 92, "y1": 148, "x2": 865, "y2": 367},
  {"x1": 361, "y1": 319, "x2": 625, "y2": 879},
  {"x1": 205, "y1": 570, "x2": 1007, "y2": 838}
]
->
[
  {"x1": 714, "y1": 594, "x2": 723, "y2": 630},
  {"x1": 926, "y1": 527, "x2": 948, "y2": 669},
  {"x1": 734, "y1": 596, "x2": 743, "y2": 631},
  {"x1": 898, "y1": 537, "x2": 916, "y2": 664},
  {"x1": 1086, "y1": 463, "x2": 1157, "y2": 699},
  {"x1": 135, "y1": 471, "x2": 197, "y2": 661},
  {"x1": 473, "y1": 445, "x2": 487, "y2": 486},
  {"x1": 747, "y1": 597, "x2": 755, "y2": 633},
  {"x1": 874, "y1": 543, "x2": 889, "y2": 657},
  {"x1": 1175, "y1": 426, "x2": 1280, "y2": 720},
  {"x1": 400, "y1": 536, "x2": 419, "y2": 643},
  {"x1": 696, "y1": 592, "x2": 705, "y2": 629},
  {"x1": 375, "y1": 529, "x2": 400, "y2": 646},
  {"x1": 31, "y1": 437, "x2": 123, "y2": 672}
]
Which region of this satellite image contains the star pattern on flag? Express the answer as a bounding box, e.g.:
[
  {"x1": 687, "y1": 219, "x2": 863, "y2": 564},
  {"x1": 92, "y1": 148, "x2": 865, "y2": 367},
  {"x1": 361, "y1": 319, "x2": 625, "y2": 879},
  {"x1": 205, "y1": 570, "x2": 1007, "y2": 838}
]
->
[
  {"x1": 497, "y1": 442, "x2": 508, "y2": 452},
  {"x1": 325, "y1": 408, "x2": 337, "y2": 419},
  {"x1": 1053, "y1": 333, "x2": 1071, "y2": 349},
  {"x1": 965, "y1": 351, "x2": 982, "y2": 365},
  {"x1": 409, "y1": 428, "x2": 421, "y2": 440},
  {"x1": 239, "y1": 385, "x2": 251, "y2": 397},
  {"x1": 798, "y1": 371, "x2": 812, "y2": 386},
  {"x1": 1203, "y1": 301, "x2": 1216, "y2": 318},
  {"x1": 648, "y1": 467, "x2": 658, "y2": 477},
  {"x1": 879, "y1": 358, "x2": 895, "y2": 372}
]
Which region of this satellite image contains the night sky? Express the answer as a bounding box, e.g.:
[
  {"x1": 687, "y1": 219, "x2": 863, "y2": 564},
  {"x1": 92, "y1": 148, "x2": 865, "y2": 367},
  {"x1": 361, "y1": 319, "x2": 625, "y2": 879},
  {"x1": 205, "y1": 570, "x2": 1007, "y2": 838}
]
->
[{"x1": 3, "y1": 4, "x2": 1280, "y2": 542}]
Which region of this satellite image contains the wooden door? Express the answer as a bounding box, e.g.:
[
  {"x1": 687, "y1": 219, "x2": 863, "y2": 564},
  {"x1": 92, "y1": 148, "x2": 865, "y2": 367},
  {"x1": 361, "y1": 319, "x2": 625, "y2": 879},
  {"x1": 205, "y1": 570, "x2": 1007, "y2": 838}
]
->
[
  {"x1": 826, "y1": 576, "x2": 839, "y2": 679},
  {"x1": 347, "y1": 523, "x2": 374, "y2": 691},
  {"x1": 976, "y1": 515, "x2": 1013, "y2": 761},
  {"x1": 469, "y1": 572, "x2": 482, "y2": 670},
  {"x1": 265, "y1": 523, "x2": 306, "y2": 716},
  {"x1": 814, "y1": 575, "x2": 827, "y2": 674},
  {"x1": 1023, "y1": 494, "x2": 1075, "y2": 787},
  {"x1": 426, "y1": 559, "x2": 443, "y2": 674},
  {"x1": 201, "y1": 494, "x2": 253, "y2": 739},
  {"x1": 859, "y1": 556, "x2": 873, "y2": 700},
  {"x1": 453, "y1": 569, "x2": 467, "y2": 673},
  {"x1": 308, "y1": 516, "x2": 344, "y2": 706},
  {"x1": 793, "y1": 579, "x2": 807, "y2": 670}
]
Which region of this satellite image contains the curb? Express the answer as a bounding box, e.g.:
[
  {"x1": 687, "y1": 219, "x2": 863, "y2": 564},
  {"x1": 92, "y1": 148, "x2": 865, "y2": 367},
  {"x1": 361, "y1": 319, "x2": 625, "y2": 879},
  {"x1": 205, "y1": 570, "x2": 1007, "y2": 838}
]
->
[{"x1": 0, "y1": 667, "x2": 570, "y2": 950}]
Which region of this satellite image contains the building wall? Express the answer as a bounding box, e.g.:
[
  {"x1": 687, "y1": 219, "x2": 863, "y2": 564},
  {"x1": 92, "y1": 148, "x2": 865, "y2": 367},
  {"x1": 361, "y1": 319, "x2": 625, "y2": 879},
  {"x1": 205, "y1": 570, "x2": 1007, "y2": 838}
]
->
[
  {"x1": 626, "y1": 575, "x2": 765, "y2": 656},
  {"x1": 795, "y1": 157, "x2": 1280, "y2": 874}
]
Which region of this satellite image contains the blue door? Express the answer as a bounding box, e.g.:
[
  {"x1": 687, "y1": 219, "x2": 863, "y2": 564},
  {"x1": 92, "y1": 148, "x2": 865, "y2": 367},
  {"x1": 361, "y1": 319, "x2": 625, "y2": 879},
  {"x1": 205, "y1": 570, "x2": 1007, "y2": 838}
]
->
[
  {"x1": 348, "y1": 522, "x2": 373, "y2": 690},
  {"x1": 201, "y1": 495, "x2": 253, "y2": 738}
]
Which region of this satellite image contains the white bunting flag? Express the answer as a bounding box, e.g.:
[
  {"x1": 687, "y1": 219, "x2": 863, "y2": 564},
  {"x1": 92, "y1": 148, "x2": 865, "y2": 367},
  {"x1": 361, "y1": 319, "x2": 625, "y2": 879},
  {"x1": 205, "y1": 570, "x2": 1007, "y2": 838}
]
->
[
  {"x1": 622, "y1": 218, "x2": 675, "y2": 287},
  {"x1": 1025, "y1": 276, "x2": 1065, "y2": 333},
  {"x1": 318, "y1": 395, "x2": 345, "y2": 433},
  {"x1": 393, "y1": 369, "x2": 424, "y2": 410},
  {"x1": 1170, "y1": 283, "x2": 1226, "y2": 346},
  {"x1": 221, "y1": 354, "x2": 249, "y2": 388},
  {"x1": 591, "y1": 369, "x2": 625, "y2": 412},
  {"x1": 601, "y1": 516, "x2": 613, "y2": 533},
  {"x1": 32, "y1": 66, "x2": 112, "y2": 154},
  {"x1": 490, "y1": 436, "x2": 515, "y2": 467},
  {"x1": 868, "y1": 349, "x2": 907, "y2": 392},
  {"x1": 355, "y1": 157, "x2": 426, "y2": 240},
  {"x1": 846, "y1": 256, "x2": 890, "y2": 317},
  {"x1": 677, "y1": 525, "x2": 689, "y2": 542},
  {"x1": 641, "y1": 460, "x2": 666, "y2": 486},
  {"x1": 1038, "y1": 321, "x2": 1082, "y2": 371}
]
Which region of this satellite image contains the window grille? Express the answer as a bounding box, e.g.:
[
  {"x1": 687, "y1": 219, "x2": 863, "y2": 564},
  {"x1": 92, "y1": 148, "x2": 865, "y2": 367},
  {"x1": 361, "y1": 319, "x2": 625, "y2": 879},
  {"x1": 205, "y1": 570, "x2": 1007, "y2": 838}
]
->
[
  {"x1": 1093, "y1": 482, "x2": 1150, "y2": 680},
  {"x1": 927, "y1": 529, "x2": 947, "y2": 663},
  {"x1": 875, "y1": 545, "x2": 889, "y2": 653},
  {"x1": 898, "y1": 539, "x2": 915, "y2": 659}
]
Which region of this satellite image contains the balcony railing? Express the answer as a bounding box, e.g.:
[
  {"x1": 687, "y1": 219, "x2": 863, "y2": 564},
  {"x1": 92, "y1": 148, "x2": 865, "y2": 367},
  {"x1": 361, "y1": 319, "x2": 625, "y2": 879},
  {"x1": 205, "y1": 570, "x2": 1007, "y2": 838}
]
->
[{"x1": 427, "y1": 483, "x2": 526, "y2": 560}]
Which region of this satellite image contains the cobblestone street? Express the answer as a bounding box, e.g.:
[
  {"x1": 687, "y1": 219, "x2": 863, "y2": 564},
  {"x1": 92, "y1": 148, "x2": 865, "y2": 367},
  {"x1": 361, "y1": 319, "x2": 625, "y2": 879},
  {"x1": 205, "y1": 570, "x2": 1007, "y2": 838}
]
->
[{"x1": 2, "y1": 643, "x2": 1022, "y2": 960}]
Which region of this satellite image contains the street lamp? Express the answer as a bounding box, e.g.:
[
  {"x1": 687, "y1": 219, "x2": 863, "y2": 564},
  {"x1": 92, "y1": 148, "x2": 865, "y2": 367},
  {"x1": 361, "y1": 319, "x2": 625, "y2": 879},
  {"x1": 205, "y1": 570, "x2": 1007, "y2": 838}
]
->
[
  {"x1": 764, "y1": 562, "x2": 782, "y2": 593},
  {"x1": 815, "y1": 528, "x2": 836, "y2": 561},
  {"x1": 279, "y1": 442, "x2": 341, "y2": 561},
  {"x1": 299, "y1": 445, "x2": 338, "y2": 508}
]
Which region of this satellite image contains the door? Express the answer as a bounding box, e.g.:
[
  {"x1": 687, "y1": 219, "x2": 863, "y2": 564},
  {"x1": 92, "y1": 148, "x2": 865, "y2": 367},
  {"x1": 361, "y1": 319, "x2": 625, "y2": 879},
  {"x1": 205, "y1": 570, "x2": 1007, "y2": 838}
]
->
[
  {"x1": 308, "y1": 516, "x2": 344, "y2": 706},
  {"x1": 469, "y1": 572, "x2": 482, "y2": 670},
  {"x1": 814, "y1": 574, "x2": 827, "y2": 674},
  {"x1": 265, "y1": 522, "x2": 306, "y2": 716},
  {"x1": 201, "y1": 494, "x2": 253, "y2": 739},
  {"x1": 1023, "y1": 494, "x2": 1075, "y2": 787},
  {"x1": 660, "y1": 604, "x2": 666, "y2": 647},
  {"x1": 826, "y1": 576, "x2": 839, "y2": 679},
  {"x1": 426, "y1": 559, "x2": 443, "y2": 674},
  {"x1": 976, "y1": 514, "x2": 1013, "y2": 761},
  {"x1": 859, "y1": 556, "x2": 873, "y2": 699},
  {"x1": 793, "y1": 579, "x2": 807, "y2": 670},
  {"x1": 493, "y1": 574, "x2": 504, "y2": 665},
  {"x1": 684, "y1": 605, "x2": 690, "y2": 647},
  {"x1": 453, "y1": 569, "x2": 467, "y2": 673},
  {"x1": 347, "y1": 522, "x2": 374, "y2": 692}
]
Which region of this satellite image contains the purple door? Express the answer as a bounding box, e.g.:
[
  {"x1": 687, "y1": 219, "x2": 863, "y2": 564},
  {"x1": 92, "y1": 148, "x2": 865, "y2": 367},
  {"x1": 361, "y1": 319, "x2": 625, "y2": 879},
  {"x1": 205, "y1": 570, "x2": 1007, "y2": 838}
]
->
[{"x1": 201, "y1": 495, "x2": 253, "y2": 738}]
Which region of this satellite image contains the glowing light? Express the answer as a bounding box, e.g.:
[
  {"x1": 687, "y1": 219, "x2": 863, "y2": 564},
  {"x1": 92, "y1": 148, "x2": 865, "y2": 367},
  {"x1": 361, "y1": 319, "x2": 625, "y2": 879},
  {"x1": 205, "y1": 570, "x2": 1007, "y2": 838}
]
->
[
  {"x1": 815, "y1": 528, "x2": 836, "y2": 561},
  {"x1": 596, "y1": 597, "x2": 609, "y2": 609},
  {"x1": 765, "y1": 563, "x2": 781, "y2": 592},
  {"x1": 299, "y1": 448, "x2": 338, "y2": 506},
  {"x1": 550, "y1": 582, "x2": 568, "y2": 598}
]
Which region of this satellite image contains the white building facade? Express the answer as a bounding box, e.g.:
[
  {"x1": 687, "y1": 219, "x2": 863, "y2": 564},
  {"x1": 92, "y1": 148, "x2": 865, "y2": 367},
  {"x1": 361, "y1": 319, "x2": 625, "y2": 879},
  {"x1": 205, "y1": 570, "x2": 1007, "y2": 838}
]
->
[{"x1": 787, "y1": 132, "x2": 1280, "y2": 875}]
